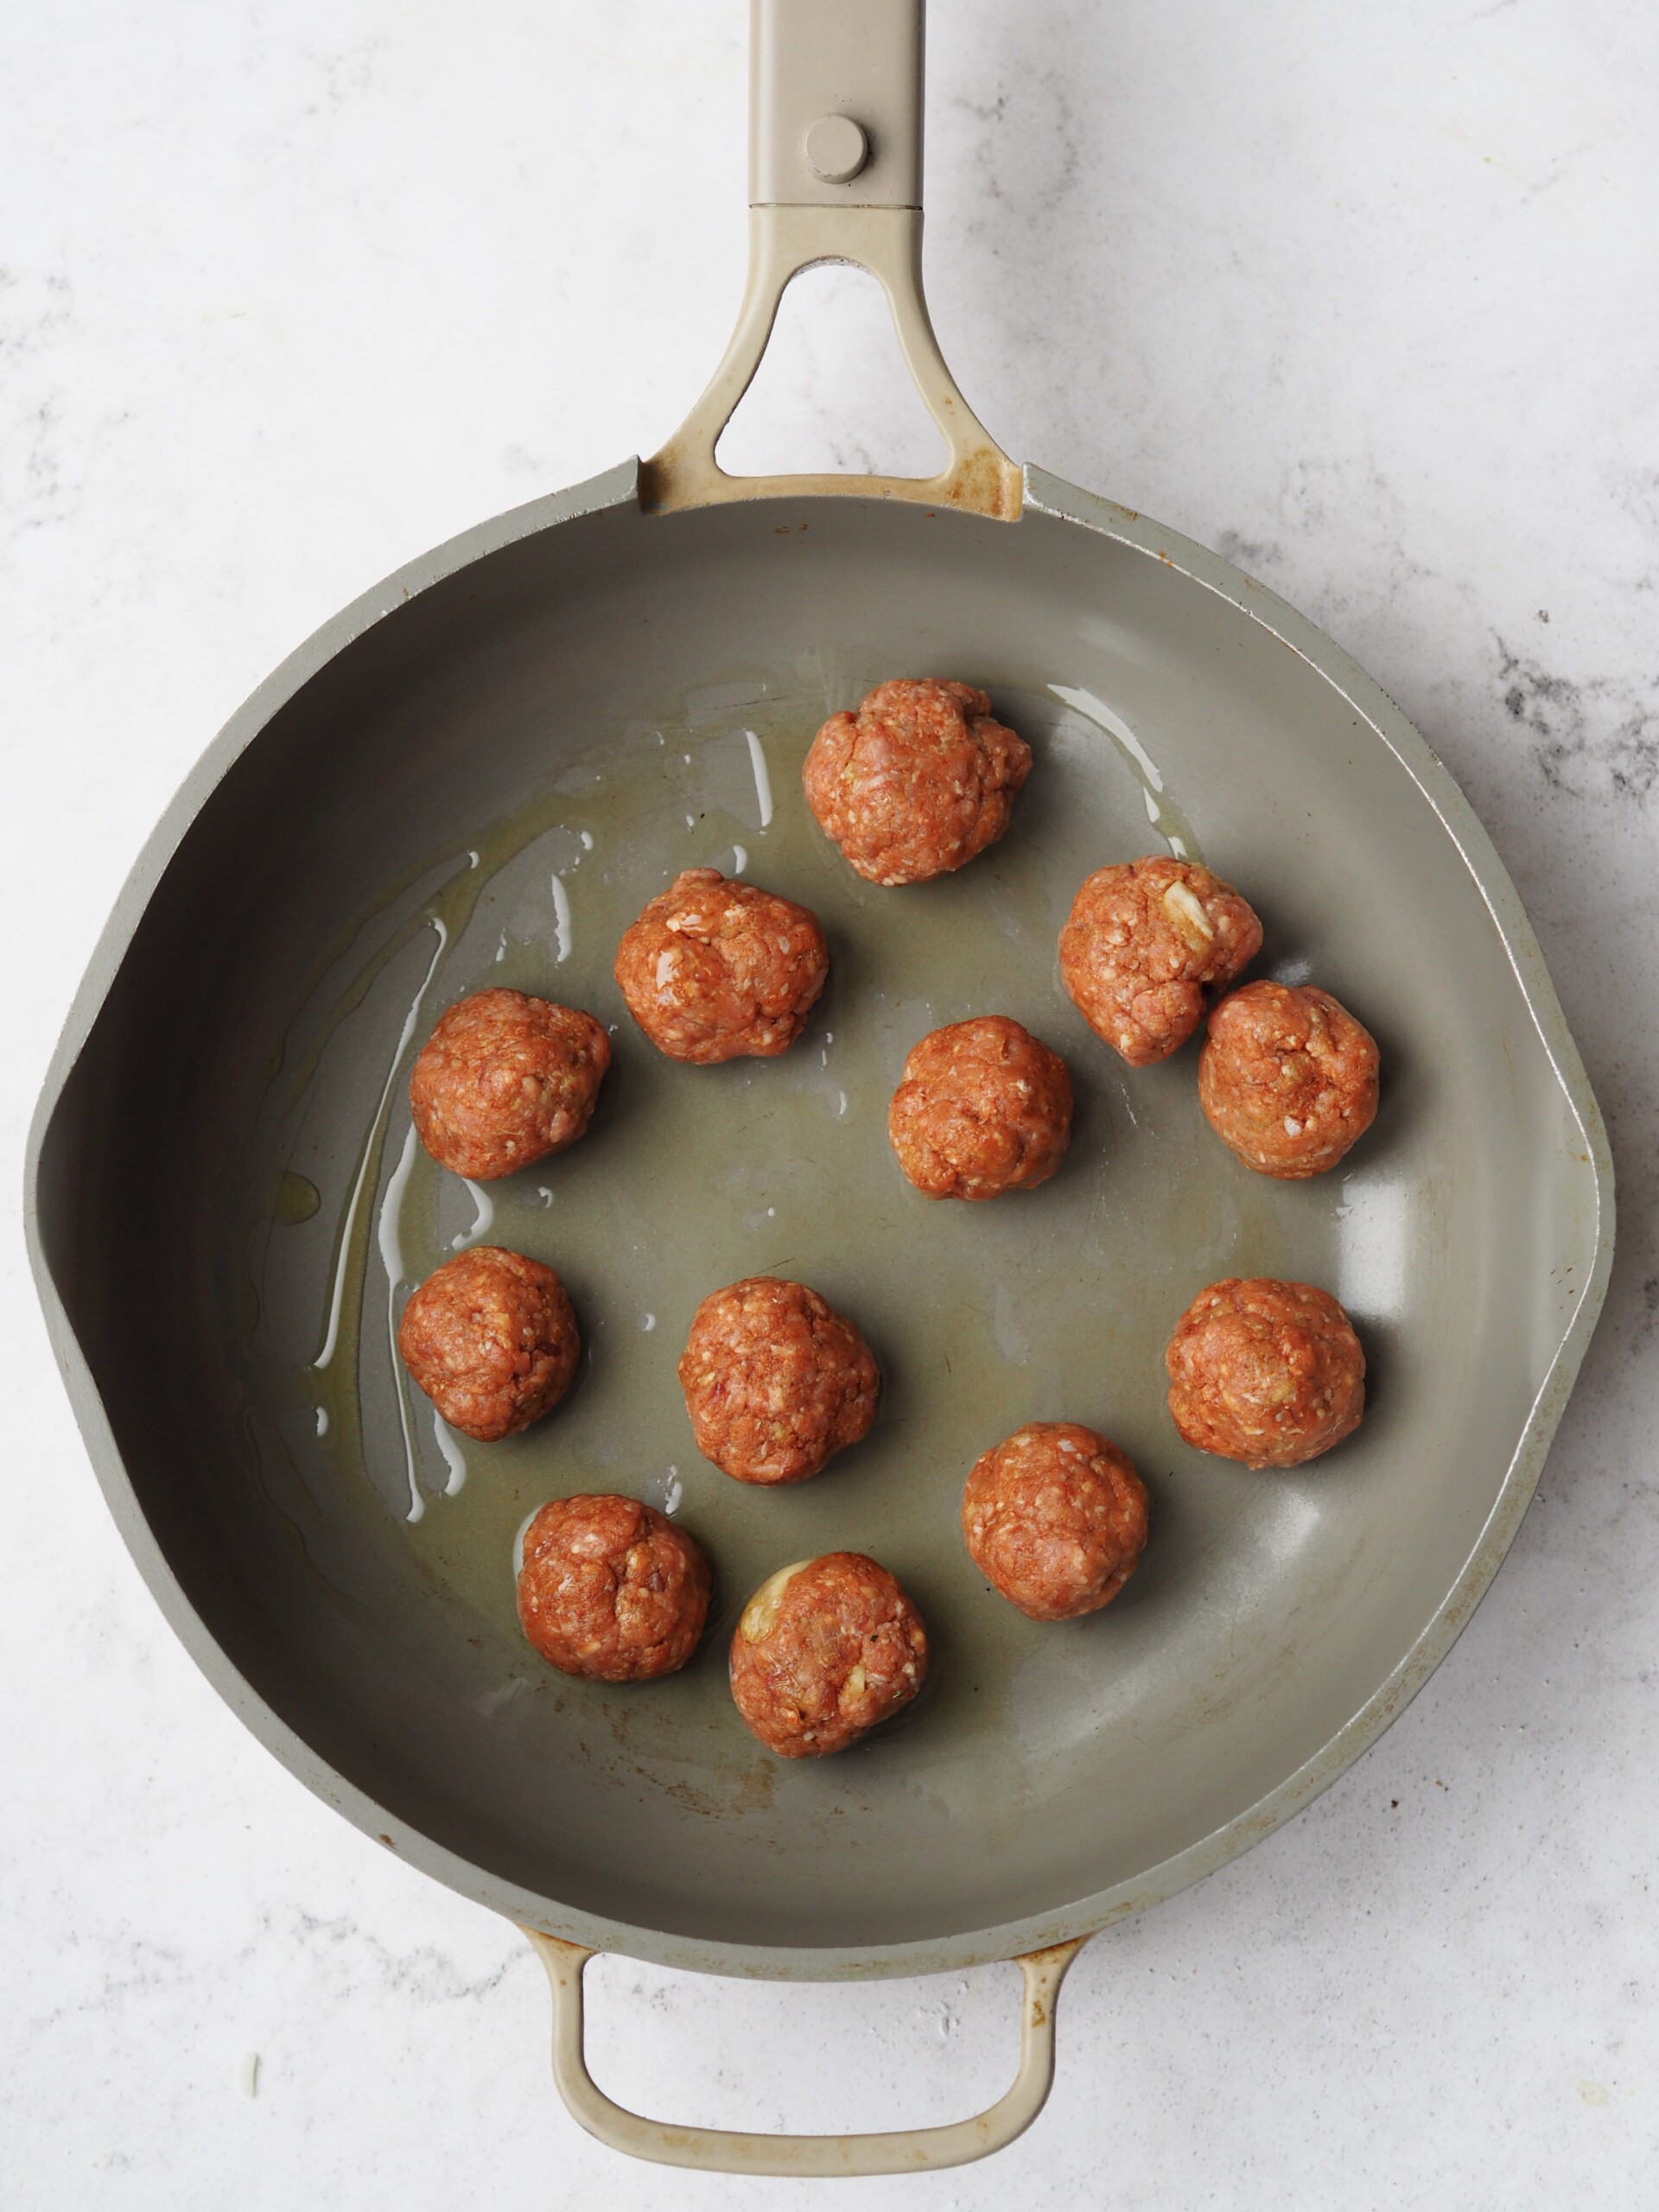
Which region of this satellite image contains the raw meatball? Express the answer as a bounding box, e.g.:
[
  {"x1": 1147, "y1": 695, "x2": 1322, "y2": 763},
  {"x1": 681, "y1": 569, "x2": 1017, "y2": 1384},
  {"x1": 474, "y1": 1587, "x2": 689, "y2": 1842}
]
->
[
  {"x1": 1166, "y1": 1278, "x2": 1365, "y2": 1469},
  {"x1": 962, "y1": 1422, "x2": 1149, "y2": 1622},
  {"x1": 1199, "y1": 980, "x2": 1379, "y2": 1178},
  {"x1": 517, "y1": 1494, "x2": 711, "y2": 1681},
  {"x1": 1059, "y1": 856, "x2": 1262, "y2": 1065},
  {"x1": 397, "y1": 1246, "x2": 579, "y2": 1442},
  {"x1": 613, "y1": 868, "x2": 828, "y2": 1063},
  {"x1": 888, "y1": 1015, "x2": 1072, "y2": 1200},
  {"x1": 729, "y1": 1553, "x2": 927, "y2": 1758},
  {"x1": 678, "y1": 1277, "x2": 880, "y2": 1484},
  {"x1": 410, "y1": 988, "x2": 611, "y2": 1179},
  {"x1": 803, "y1": 678, "x2": 1032, "y2": 885}
]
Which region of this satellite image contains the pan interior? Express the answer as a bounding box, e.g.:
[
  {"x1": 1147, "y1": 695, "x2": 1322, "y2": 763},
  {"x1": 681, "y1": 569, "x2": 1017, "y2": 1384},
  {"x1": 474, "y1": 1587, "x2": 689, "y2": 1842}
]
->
[{"x1": 40, "y1": 490, "x2": 1596, "y2": 1959}]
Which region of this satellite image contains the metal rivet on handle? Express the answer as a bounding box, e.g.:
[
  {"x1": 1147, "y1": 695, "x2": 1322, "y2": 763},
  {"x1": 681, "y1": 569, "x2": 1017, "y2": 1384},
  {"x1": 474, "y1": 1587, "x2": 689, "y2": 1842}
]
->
[{"x1": 804, "y1": 114, "x2": 869, "y2": 185}]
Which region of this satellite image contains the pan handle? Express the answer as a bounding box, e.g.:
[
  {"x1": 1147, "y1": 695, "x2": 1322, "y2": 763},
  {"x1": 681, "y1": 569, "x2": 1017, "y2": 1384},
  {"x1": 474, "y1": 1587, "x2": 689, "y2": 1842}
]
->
[
  {"x1": 640, "y1": 0, "x2": 1021, "y2": 521},
  {"x1": 520, "y1": 1929, "x2": 1087, "y2": 2177}
]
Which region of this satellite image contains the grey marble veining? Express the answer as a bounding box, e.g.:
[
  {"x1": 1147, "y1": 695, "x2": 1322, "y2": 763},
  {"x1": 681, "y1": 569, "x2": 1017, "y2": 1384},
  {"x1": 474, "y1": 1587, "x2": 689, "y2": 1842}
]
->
[{"x1": 3, "y1": 1, "x2": 1656, "y2": 2205}]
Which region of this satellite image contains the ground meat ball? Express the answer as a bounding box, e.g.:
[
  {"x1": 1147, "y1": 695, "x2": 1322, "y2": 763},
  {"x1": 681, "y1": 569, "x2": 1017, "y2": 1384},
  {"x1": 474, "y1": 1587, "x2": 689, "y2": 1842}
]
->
[
  {"x1": 888, "y1": 1015, "x2": 1072, "y2": 1200},
  {"x1": 962, "y1": 1422, "x2": 1149, "y2": 1621},
  {"x1": 613, "y1": 868, "x2": 828, "y2": 1063},
  {"x1": 1166, "y1": 1278, "x2": 1365, "y2": 1469},
  {"x1": 729, "y1": 1553, "x2": 928, "y2": 1758},
  {"x1": 397, "y1": 1247, "x2": 579, "y2": 1442},
  {"x1": 409, "y1": 988, "x2": 611, "y2": 1179},
  {"x1": 1198, "y1": 981, "x2": 1379, "y2": 1178},
  {"x1": 678, "y1": 1277, "x2": 880, "y2": 1484},
  {"x1": 517, "y1": 1495, "x2": 710, "y2": 1681},
  {"x1": 802, "y1": 678, "x2": 1032, "y2": 886},
  {"x1": 1059, "y1": 856, "x2": 1262, "y2": 1065}
]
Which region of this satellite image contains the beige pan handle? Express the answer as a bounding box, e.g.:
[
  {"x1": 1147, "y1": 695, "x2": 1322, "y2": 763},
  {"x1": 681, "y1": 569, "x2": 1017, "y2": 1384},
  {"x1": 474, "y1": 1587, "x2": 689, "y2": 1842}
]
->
[
  {"x1": 521, "y1": 1930, "x2": 1087, "y2": 2177},
  {"x1": 640, "y1": 0, "x2": 1021, "y2": 520}
]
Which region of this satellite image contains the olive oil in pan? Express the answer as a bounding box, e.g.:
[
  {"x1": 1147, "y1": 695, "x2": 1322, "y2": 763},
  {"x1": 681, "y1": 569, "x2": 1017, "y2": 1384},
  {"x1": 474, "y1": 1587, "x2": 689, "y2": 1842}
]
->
[
  {"x1": 430, "y1": 1404, "x2": 469, "y2": 1496},
  {"x1": 271, "y1": 1171, "x2": 321, "y2": 1224},
  {"x1": 1046, "y1": 683, "x2": 1204, "y2": 863},
  {"x1": 244, "y1": 875, "x2": 474, "y2": 1523},
  {"x1": 448, "y1": 1179, "x2": 495, "y2": 1251},
  {"x1": 374, "y1": 1121, "x2": 430, "y2": 1522},
  {"x1": 249, "y1": 682, "x2": 811, "y2": 1538},
  {"x1": 512, "y1": 1504, "x2": 539, "y2": 1582},
  {"x1": 243, "y1": 781, "x2": 621, "y2": 1524},
  {"x1": 313, "y1": 917, "x2": 449, "y2": 1376},
  {"x1": 238, "y1": 655, "x2": 1340, "y2": 1738}
]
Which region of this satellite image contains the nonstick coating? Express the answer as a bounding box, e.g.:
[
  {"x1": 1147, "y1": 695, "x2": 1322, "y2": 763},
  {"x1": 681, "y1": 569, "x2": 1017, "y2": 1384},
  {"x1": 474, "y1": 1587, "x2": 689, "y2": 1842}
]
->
[{"x1": 29, "y1": 464, "x2": 1608, "y2": 1977}]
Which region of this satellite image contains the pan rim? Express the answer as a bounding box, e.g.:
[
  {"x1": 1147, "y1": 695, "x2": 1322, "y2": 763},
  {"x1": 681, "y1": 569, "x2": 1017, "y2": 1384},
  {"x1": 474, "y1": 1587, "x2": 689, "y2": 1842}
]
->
[{"x1": 25, "y1": 458, "x2": 1614, "y2": 1980}]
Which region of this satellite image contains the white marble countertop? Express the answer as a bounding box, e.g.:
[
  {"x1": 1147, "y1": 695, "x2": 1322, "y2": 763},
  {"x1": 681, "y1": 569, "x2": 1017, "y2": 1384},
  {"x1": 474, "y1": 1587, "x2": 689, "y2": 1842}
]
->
[{"x1": 4, "y1": 3, "x2": 1656, "y2": 2203}]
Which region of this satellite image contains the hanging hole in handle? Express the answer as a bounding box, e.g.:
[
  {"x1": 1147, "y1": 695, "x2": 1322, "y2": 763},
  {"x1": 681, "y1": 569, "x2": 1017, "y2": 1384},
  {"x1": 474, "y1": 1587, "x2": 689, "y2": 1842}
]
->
[
  {"x1": 580, "y1": 1948, "x2": 1021, "y2": 2133},
  {"x1": 715, "y1": 262, "x2": 950, "y2": 482},
  {"x1": 524, "y1": 1930, "x2": 1086, "y2": 2177},
  {"x1": 643, "y1": 206, "x2": 1021, "y2": 518}
]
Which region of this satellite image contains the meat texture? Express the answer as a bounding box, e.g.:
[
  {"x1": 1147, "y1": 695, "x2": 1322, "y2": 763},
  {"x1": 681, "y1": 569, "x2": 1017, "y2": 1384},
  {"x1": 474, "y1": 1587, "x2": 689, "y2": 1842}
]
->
[
  {"x1": 1059, "y1": 856, "x2": 1262, "y2": 1065},
  {"x1": 962, "y1": 1422, "x2": 1149, "y2": 1621},
  {"x1": 1199, "y1": 980, "x2": 1379, "y2": 1177},
  {"x1": 1166, "y1": 1277, "x2": 1365, "y2": 1469},
  {"x1": 803, "y1": 678, "x2": 1032, "y2": 886},
  {"x1": 728, "y1": 1553, "x2": 927, "y2": 1758},
  {"x1": 678, "y1": 1276, "x2": 880, "y2": 1484},
  {"x1": 888, "y1": 1015, "x2": 1072, "y2": 1199},
  {"x1": 397, "y1": 1246, "x2": 579, "y2": 1441},
  {"x1": 517, "y1": 1494, "x2": 711, "y2": 1681},
  {"x1": 410, "y1": 988, "x2": 611, "y2": 1179},
  {"x1": 613, "y1": 868, "x2": 828, "y2": 1063}
]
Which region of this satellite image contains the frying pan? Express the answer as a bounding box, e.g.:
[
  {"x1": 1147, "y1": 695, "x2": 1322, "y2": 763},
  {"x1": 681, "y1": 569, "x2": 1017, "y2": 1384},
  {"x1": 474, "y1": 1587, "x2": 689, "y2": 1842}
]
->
[{"x1": 24, "y1": 0, "x2": 1612, "y2": 2180}]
